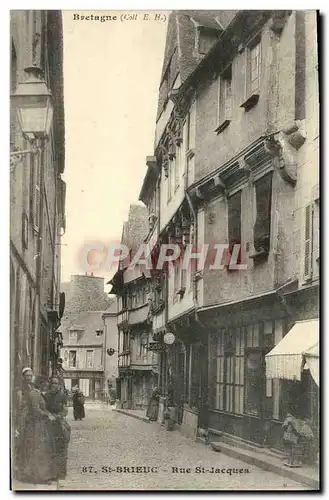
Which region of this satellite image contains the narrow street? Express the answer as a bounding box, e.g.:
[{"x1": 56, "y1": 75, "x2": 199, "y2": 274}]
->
[{"x1": 57, "y1": 404, "x2": 307, "y2": 491}]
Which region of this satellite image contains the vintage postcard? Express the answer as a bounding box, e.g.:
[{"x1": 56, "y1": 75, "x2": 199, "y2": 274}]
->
[{"x1": 10, "y1": 9, "x2": 320, "y2": 491}]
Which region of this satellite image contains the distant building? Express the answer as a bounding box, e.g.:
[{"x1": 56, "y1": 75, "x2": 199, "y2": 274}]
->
[
  {"x1": 60, "y1": 274, "x2": 114, "y2": 400},
  {"x1": 110, "y1": 204, "x2": 159, "y2": 409},
  {"x1": 102, "y1": 300, "x2": 119, "y2": 397}
]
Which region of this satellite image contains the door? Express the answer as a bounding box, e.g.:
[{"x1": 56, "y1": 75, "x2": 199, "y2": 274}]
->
[
  {"x1": 176, "y1": 349, "x2": 186, "y2": 425},
  {"x1": 95, "y1": 379, "x2": 101, "y2": 400},
  {"x1": 80, "y1": 378, "x2": 90, "y2": 397}
]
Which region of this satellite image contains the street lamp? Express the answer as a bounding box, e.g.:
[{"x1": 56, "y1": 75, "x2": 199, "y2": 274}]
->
[{"x1": 10, "y1": 66, "x2": 53, "y2": 165}]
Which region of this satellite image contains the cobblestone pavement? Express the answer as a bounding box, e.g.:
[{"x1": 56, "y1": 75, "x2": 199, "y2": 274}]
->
[{"x1": 54, "y1": 404, "x2": 308, "y2": 491}]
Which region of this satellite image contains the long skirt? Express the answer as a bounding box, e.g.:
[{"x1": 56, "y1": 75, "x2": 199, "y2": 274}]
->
[
  {"x1": 73, "y1": 404, "x2": 85, "y2": 420},
  {"x1": 146, "y1": 399, "x2": 158, "y2": 421},
  {"x1": 17, "y1": 417, "x2": 53, "y2": 484},
  {"x1": 48, "y1": 421, "x2": 69, "y2": 480}
]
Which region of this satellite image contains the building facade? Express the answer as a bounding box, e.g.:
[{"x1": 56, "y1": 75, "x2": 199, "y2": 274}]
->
[
  {"x1": 102, "y1": 299, "x2": 119, "y2": 397},
  {"x1": 10, "y1": 11, "x2": 66, "y2": 392},
  {"x1": 111, "y1": 205, "x2": 159, "y2": 409},
  {"x1": 138, "y1": 10, "x2": 319, "y2": 448},
  {"x1": 60, "y1": 274, "x2": 113, "y2": 399}
]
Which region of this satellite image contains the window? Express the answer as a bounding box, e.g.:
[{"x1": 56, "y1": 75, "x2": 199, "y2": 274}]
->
[
  {"x1": 122, "y1": 294, "x2": 127, "y2": 310},
  {"x1": 187, "y1": 102, "x2": 196, "y2": 152},
  {"x1": 131, "y1": 291, "x2": 137, "y2": 309},
  {"x1": 86, "y1": 350, "x2": 94, "y2": 368},
  {"x1": 190, "y1": 344, "x2": 202, "y2": 409},
  {"x1": 123, "y1": 331, "x2": 129, "y2": 351},
  {"x1": 69, "y1": 331, "x2": 78, "y2": 344},
  {"x1": 69, "y1": 350, "x2": 77, "y2": 368},
  {"x1": 227, "y1": 190, "x2": 242, "y2": 265},
  {"x1": 313, "y1": 199, "x2": 320, "y2": 272},
  {"x1": 139, "y1": 336, "x2": 148, "y2": 360},
  {"x1": 167, "y1": 160, "x2": 172, "y2": 202},
  {"x1": 186, "y1": 102, "x2": 196, "y2": 185},
  {"x1": 154, "y1": 275, "x2": 164, "y2": 309},
  {"x1": 216, "y1": 327, "x2": 244, "y2": 414},
  {"x1": 174, "y1": 259, "x2": 180, "y2": 296},
  {"x1": 181, "y1": 266, "x2": 187, "y2": 291},
  {"x1": 247, "y1": 39, "x2": 261, "y2": 96},
  {"x1": 174, "y1": 146, "x2": 180, "y2": 190},
  {"x1": 245, "y1": 351, "x2": 263, "y2": 416},
  {"x1": 218, "y1": 65, "x2": 232, "y2": 131},
  {"x1": 241, "y1": 35, "x2": 261, "y2": 111},
  {"x1": 253, "y1": 172, "x2": 273, "y2": 256},
  {"x1": 245, "y1": 321, "x2": 274, "y2": 417}
]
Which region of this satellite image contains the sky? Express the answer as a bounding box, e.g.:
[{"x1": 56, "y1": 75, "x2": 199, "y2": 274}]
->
[{"x1": 60, "y1": 10, "x2": 168, "y2": 284}]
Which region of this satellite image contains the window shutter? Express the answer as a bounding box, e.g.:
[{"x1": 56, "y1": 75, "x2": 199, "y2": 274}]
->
[
  {"x1": 224, "y1": 75, "x2": 232, "y2": 119},
  {"x1": 217, "y1": 77, "x2": 222, "y2": 125},
  {"x1": 228, "y1": 190, "x2": 242, "y2": 263},
  {"x1": 253, "y1": 172, "x2": 273, "y2": 254},
  {"x1": 181, "y1": 267, "x2": 187, "y2": 289},
  {"x1": 304, "y1": 203, "x2": 314, "y2": 280}
]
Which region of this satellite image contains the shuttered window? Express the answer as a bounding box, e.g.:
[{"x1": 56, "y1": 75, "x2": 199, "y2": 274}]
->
[
  {"x1": 69, "y1": 350, "x2": 77, "y2": 368},
  {"x1": 304, "y1": 203, "x2": 314, "y2": 280},
  {"x1": 228, "y1": 190, "x2": 242, "y2": 264},
  {"x1": 86, "y1": 350, "x2": 94, "y2": 368},
  {"x1": 219, "y1": 65, "x2": 232, "y2": 124},
  {"x1": 246, "y1": 38, "x2": 261, "y2": 97},
  {"x1": 216, "y1": 327, "x2": 244, "y2": 415},
  {"x1": 253, "y1": 172, "x2": 273, "y2": 254}
]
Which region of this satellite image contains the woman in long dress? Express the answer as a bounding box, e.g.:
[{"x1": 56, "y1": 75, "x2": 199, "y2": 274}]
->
[
  {"x1": 72, "y1": 390, "x2": 85, "y2": 420},
  {"x1": 15, "y1": 368, "x2": 54, "y2": 484},
  {"x1": 43, "y1": 377, "x2": 70, "y2": 481},
  {"x1": 146, "y1": 386, "x2": 160, "y2": 421}
]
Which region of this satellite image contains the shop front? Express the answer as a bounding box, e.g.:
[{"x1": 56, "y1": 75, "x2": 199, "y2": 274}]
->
[
  {"x1": 266, "y1": 318, "x2": 319, "y2": 458},
  {"x1": 204, "y1": 288, "x2": 319, "y2": 452}
]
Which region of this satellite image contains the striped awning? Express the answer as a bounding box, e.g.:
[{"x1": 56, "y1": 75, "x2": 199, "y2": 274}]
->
[{"x1": 265, "y1": 319, "x2": 319, "y2": 381}]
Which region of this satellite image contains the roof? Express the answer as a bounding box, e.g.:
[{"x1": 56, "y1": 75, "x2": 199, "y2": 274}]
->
[
  {"x1": 139, "y1": 156, "x2": 158, "y2": 204},
  {"x1": 176, "y1": 11, "x2": 275, "y2": 101},
  {"x1": 61, "y1": 309, "x2": 107, "y2": 344},
  {"x1": 103, "y1": 298, "x2": 117, "y2": 316},
  {"x1": 156, "y1": 10, "x2": 238, "y2": 119},
  {"x1": 121, "y1": 204, "x2": 149, "y2": 250}
]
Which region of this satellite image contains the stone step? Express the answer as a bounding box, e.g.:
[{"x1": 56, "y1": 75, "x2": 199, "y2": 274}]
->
[
  {"x1": 113, "y1": 408, "x2": 150, "y2": 424},
  {"x1": 210, "y1": 441, "x2": 319, "y2": 489},
  {"x1": 212, "y1": 431, "x2": 286, "y2": 460}
]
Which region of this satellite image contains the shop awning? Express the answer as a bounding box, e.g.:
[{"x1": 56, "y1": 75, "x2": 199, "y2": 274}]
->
[
  {"x1": 265, "y1": 319, "x2": 319, "y2": 381},
  {"x1": 303, "y1": 342, "x2": 319, "y2": 387}
]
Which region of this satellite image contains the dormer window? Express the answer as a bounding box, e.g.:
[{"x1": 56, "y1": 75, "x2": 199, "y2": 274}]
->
[{"x1": 69, "y1": 330, "x2": 78, "y2": 344}]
